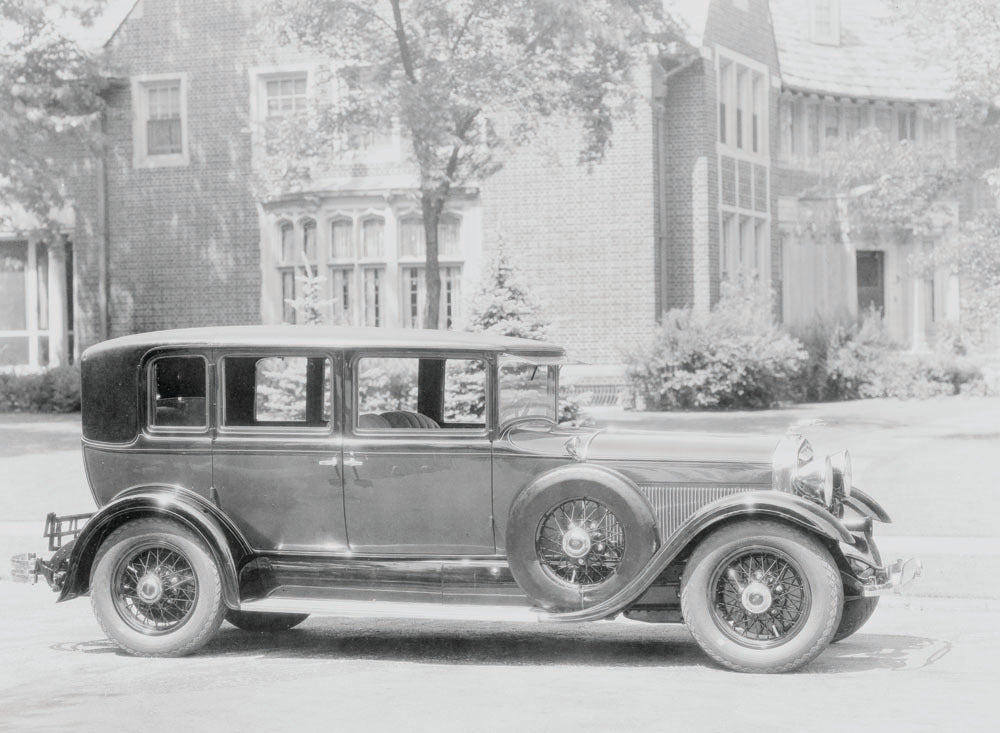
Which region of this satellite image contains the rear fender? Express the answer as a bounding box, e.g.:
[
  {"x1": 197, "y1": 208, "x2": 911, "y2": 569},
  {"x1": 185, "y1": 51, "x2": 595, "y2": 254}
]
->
[
  {"x1": 58, "y1": 485, "x2": 252, "y2": 609},
  {"x1": 546, "y1": 490, "x2": 854, "y2": 622}
]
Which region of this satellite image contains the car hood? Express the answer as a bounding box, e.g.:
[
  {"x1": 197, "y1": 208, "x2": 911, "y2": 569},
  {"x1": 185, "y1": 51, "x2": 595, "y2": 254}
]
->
[{"x1": 505, "y1": 426, "x2": 777, "y2": 485}]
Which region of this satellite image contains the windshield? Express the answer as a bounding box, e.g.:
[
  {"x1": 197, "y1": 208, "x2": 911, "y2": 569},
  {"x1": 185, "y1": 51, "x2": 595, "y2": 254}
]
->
[{"x1": 498, "y1": 358, "x2": 558, "y2": 426}]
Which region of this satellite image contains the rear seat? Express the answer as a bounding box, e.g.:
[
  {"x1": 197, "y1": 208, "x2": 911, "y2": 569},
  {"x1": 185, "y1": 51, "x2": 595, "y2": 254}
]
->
[{"x1": 379, "y1": 411, "x2": 440, "y2": 429}]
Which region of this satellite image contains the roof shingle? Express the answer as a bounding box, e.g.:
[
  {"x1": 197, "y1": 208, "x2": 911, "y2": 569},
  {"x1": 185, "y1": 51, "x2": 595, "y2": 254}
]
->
[{"x1": 769, "y1": 0, "x2": 953, "y2": 102}]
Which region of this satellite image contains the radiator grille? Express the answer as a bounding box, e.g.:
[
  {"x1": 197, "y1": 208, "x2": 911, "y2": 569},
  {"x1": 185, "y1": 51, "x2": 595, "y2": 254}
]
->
[{"x1": 638, "y1": 485, "x2": 757, "y2": 539}]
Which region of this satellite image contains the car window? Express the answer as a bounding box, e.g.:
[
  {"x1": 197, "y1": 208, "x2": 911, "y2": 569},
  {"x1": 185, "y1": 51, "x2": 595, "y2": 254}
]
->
[
  {"x1": 356, "y1": 356, "x2": 486, "y2": 430},
  {"x1": 223, "y1": 355, "x2": 331, "y2": 428},
  {"x1": 149, "y1": 355, "x2": 208, "y2": 429}
]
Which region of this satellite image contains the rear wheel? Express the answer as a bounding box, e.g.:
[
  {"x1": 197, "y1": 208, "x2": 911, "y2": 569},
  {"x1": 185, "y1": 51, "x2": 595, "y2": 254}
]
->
[
  {"x1": 225, "y1": 610, "x2": 309, "y2": 632},
  {"x1": 680, "y1": 520, "x2": 843, "y2": 673},
  {"x1": 90, "y1": 518, "x2": 225, "y2": 657}
]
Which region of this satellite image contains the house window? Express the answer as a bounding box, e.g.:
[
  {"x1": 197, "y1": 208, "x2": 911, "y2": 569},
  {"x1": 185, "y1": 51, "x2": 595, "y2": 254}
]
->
[
  {"x1": 361, "y1": 217, "x2": 385, "y2": 259},
  {"x1": 362, "y1": 267, "x2": 383, "y2": 327},
  {"x1": 330, "y1": 218, "x2": 352, "y2": 259},
  {"x1": 811, "y1": 0, "x2": 840, "y2": 45},
  {"x1": 718, "y1": 56, "x2": 766, "y2": 160},
  {"x1": 132, "y1": 74, "x2": 188, "y2": 168},
  {"x1": 719, "y1": 62, "x2": 733, "y2": 145},
  {"x1": 400, "y1": 265, "x2": 462, "y2": 329},
  {"x1": 302, "y1": 220, "x2": 317, "y2": 263},
  {"x1": 146, "y1": 83, "x2": 182, "y2": 155},
  {"x1": 898, "y1": 109, "x2": 917, "y2": 141},
  {"x1": 265, "y1": 75, "x2": 307, "y2": 118},
  {"x1": 400, "y1": 217, "x2": 424, "y2": 258}
]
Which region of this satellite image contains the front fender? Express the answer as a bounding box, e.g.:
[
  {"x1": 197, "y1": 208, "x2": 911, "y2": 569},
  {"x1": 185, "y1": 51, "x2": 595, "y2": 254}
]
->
[
  {"x1": 546, "y1": 490, "x2": 853, "y2": 622},
  {"x1": 844, "y1": 486, "x2": 892, "y2": 523},
  {"x1": 58, "y1": 485, "x2": 252, "y2": 609}
]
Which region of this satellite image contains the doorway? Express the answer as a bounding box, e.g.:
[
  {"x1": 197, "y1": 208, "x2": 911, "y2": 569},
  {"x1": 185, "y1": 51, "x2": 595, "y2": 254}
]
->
[{"x1": 856, "y1": 250, "x2": 885, "y2": 315}]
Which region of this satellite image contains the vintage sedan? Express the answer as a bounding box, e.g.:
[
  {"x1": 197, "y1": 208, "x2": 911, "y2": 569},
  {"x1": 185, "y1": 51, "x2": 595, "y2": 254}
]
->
[{"x1": 12, "y1": 326, "x2": 920, "y2": 672}]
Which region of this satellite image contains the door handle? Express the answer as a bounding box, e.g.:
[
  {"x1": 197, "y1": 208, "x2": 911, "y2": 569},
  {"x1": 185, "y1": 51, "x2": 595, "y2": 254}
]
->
[
  {"x1": 343, "y1": 452, "x2": 363, "y2": 467},
  {"x1": 318, "y1": 456, "x2": 339, "y2": 467}
]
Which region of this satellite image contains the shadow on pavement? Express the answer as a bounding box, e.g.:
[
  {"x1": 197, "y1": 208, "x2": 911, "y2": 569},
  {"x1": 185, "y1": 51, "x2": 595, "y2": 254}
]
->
[{"x1": 50, "y1": 624, "x2": 951, "y2": 674}]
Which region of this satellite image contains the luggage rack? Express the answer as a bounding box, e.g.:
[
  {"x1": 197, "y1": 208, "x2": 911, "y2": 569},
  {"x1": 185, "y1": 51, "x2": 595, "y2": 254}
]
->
[{"x1": 43, "y1": 512, "x2": 93, "y2": 551}]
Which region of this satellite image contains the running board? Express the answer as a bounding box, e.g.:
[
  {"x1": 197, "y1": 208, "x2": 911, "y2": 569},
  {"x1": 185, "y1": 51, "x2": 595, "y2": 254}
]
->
[{"x1": 239, "y1": 596, "x2": 553, "y2": 624}]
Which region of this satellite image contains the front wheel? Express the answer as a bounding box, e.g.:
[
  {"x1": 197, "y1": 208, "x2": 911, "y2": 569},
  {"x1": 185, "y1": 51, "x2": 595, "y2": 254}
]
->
[
  {"x1": 90, "y1": 518, "x2": 226, "y2": 657},
  {"x1": 680, "y1": 520, "x2": 843, "y2": 673}
]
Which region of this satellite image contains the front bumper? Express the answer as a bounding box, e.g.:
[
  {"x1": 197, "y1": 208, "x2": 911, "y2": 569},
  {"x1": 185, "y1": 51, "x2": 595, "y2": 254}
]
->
[
  {"x1": 10, "y1": 553, "x2": 45, "y2": 585},
  {"x1": 860, "y1": 557, "x2": 923, "y2": 597}
]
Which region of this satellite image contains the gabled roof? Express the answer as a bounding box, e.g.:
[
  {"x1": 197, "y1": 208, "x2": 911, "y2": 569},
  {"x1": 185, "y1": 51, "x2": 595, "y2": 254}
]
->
[
  {"x1": 69, "y1": 0, "x2": 140, "y2": 51},
  {"x1": 769, "y1": 0, "x2": 953, "y2": 102}
]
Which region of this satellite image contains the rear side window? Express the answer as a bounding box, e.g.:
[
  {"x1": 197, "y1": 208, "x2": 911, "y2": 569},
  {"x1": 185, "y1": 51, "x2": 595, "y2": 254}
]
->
[
  {"x1": 149, "y1": 356, "x2": 208, "y2": 429},
  {"x1": 223, "y1": 355, "x2": 331, "y2": 428}
]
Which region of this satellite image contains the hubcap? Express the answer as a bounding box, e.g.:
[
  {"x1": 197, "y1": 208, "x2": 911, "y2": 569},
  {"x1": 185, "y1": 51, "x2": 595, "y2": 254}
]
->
[
  {"x1": 710, "y1": 548, "x2": 810, "y2": 649},
  {"x1": 112, "y1": 544, "x2": 198, "y2": 635},
  {"x1": 137, "y1": 573, "x2": 164, "y2": 603},
  {"x1": 740, "y1": 582, "x2": 772, "y2": 614},
  {"x1": 536, "y1": 498, "x2": 625, "y2": 587},
  {"x1": 561, "y1": 527, "x2": 593, "y2": 558}
]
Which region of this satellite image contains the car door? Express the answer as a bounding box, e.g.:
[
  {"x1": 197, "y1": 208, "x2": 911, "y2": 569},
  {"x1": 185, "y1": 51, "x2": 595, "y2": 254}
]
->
[
  {"x1": 341, "y1": 352, "x2": 495, "y2": 555},
  {"x1": 211, "y1": 350, "x2": 347, "y2": 553}
]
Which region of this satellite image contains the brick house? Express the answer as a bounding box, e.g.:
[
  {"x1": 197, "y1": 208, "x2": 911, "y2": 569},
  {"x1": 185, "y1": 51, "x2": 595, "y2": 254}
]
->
[{"x1": 0, "y1": 0, "x2": 970, "y2": 372}]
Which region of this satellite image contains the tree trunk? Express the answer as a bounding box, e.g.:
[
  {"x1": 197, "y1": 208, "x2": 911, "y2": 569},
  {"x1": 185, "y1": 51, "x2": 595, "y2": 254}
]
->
[{"x1": 421, "y1": 193, "x2": 443, "y2": 329}]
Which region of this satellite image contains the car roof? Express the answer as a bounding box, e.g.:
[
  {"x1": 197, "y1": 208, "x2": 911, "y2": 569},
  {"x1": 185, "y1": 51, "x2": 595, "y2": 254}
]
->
[{"x1": 84, "y1": 325, "x2": 566, "y2": 358}]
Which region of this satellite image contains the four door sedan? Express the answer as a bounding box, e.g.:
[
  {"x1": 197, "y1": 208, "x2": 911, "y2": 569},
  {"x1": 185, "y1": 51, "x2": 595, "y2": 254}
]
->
[{"x1": 12, "y1": 326, "x2": 920, "y2": 672}]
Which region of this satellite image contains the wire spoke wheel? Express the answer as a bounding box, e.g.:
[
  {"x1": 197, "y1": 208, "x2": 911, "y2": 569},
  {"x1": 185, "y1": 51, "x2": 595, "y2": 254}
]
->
[
  {"x1": 709, "y1": 547, "x2": 810, "y2": 649},
  {"x1": 535, "y1": 498, "x2": 626, "y2": 587},
  {"x1": 112, "y1": 543, "x2": 199, "y2": 635}
]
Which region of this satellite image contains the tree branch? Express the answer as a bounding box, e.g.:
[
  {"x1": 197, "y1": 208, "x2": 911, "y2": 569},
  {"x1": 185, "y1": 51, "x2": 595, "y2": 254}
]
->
[
  {"x1": 450, "y1": 1, "x2": 480, "y2": 56},
  {"x1": 389, "y1": 0, "x2": 419, "y2": 83}
]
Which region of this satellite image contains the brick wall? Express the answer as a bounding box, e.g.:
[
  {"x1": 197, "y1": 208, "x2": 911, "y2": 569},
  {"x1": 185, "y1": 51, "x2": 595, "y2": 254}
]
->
[
  {"x1": 478, "y1": 67, "x2": 658, "y2": 364},
  {"x1": 70, "y1": 0, "x2": 261, "y2": 346}
]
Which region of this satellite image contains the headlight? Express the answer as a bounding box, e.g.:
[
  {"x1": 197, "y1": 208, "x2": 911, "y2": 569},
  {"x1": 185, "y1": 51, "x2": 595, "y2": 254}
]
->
[
  {"x1": 794, "y1": 454, "x2": 834, "y2": 508},
  {"x1": 830, "y1": 450, "x2": 852, "y2": 499}
]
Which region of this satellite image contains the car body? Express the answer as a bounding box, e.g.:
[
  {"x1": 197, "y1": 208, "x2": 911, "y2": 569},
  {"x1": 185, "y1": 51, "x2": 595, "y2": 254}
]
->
[{"x1": 12, "y1": 325, "x2": 920, "y2": 672}]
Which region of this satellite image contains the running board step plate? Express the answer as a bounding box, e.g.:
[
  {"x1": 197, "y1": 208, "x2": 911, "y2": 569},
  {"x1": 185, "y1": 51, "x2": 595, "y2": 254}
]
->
[{"x1": 240, "y1": 597, "x2": 552, "y2": 624}]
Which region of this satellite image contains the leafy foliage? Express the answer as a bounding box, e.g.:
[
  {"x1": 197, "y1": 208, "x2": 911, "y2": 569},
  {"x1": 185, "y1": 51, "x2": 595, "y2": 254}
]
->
[
  {"x1": 825, "y1": 309, "x2": 983, "y2": 399},
  {"x1": 0, "y1": 0, "x2": 106, "y2": 240},
  {"x1": 260, "y1": 0, "x2": 688, "y2": 326},
  {"x1": 0, "y1": 365, "x2": 81, "y2": 412},
  {"x1": 625, "y1": 285, "x2": 808, "y2": 410}
]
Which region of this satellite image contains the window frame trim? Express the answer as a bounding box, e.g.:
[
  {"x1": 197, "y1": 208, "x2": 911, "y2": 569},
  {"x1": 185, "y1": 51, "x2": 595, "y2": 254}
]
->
[
  {"x1": 216, "y1": 351, "x2": 337, "y2": 437},
  {"x1": 349, "y1": 350, "x2": 491, "y2": 438},
  {"x1": 145, "y1": 353, "x2": 211, "y2": 435},
  {"x1": 131, "y1": 72, "x2": 190, "y2": 169}
]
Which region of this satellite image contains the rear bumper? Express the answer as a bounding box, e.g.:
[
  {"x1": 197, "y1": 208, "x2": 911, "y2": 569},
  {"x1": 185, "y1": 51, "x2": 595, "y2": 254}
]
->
[
  {"x1": 9, "y1": 512, "x2": 92, "y2": 589},
  {"x1": 861, "y1": 557, "x2": 923, "y2": 597}
]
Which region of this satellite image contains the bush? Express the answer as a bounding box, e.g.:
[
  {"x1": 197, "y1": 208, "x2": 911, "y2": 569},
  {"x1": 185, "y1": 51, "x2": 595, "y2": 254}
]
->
[
  {"x1": 0, "y1": 365, "x2": 81, "y2": 412},
  {"x1": 826, "y1": 310, "x2": 983, "y2": 399},
  {"x1": 626, "y1": 285, "x2": 808, "y2": 410}
]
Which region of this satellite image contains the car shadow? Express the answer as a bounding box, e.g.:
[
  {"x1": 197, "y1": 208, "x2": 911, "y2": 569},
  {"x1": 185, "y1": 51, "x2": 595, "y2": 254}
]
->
[{"x1": 53, "y1": 622, "x2": 951, "y2": 673}]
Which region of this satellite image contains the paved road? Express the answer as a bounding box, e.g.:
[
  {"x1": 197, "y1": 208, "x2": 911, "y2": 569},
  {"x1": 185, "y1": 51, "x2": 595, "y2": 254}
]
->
[{"x1": 0, "y1": 582, "x2": 993, "y2": 733}]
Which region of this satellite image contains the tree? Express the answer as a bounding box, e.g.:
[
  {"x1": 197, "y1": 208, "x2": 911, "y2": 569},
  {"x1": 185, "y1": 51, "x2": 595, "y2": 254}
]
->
[
  {"x1": 463, "y1": 243, "x2": 549, "y2": 340},
  {"x1": 261, "y1": 0, "x2": 685, "y2": 328},
  {"x1": 894, "y1": 0, "x2": 1000, "y2": 341},
  {"x1": 0, "y1": 0, "x2": 106, "y2": 241}
]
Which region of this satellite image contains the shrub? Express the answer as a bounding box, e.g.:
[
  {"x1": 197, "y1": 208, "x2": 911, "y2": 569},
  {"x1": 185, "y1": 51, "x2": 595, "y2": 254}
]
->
[
  {"x1": 826, "y1": 310, "x2": 983, "y2": 399},
  {"x1": 626, "y1": 285, "x2": 808, "y2": 410},
  {"x1": 0, "y1": 364, "x2": 81, "y2": 412}
]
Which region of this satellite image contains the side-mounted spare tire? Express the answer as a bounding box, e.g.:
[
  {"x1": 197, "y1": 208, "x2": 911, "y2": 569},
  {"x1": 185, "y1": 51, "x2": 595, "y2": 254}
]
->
[{"x1": 506, "y1": 469, "x2": 658, "y2": 611}]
